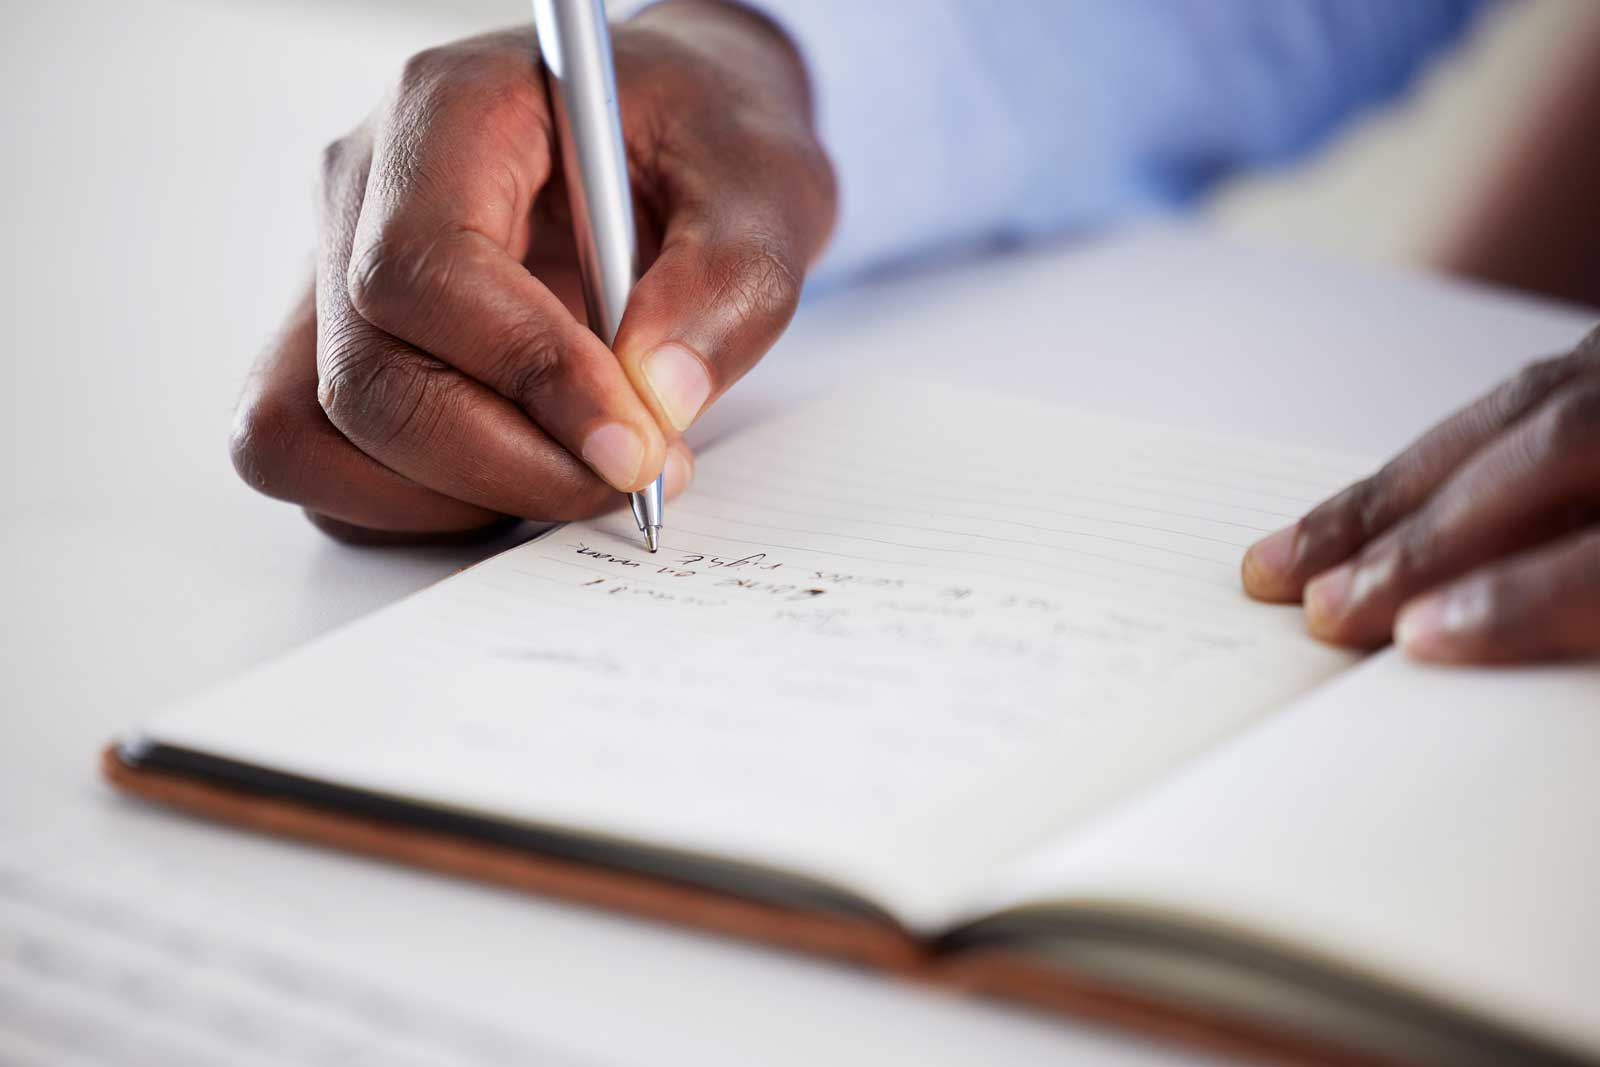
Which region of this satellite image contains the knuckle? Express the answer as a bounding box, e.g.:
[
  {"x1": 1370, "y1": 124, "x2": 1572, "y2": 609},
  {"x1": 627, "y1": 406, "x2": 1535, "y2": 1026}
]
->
[
  {"x1": 346, "y1": 227, "x2": 458, "y2": 330},
  {"x1": 795, "y1": 137, "x2": 838, "y2": 208},
  {"x1": 1294, "y1": 500, "x2": 1348, "y2": 564},
  {"x1": 802, "y1": 144, "x2": 839, "y2": 245},
  {"x1": 318, "y1": 340, "x2": 449, "y2": 450},
  {"x1": 318, "y1": 133, "x2": 361, "y2": 186},
  {"x1": 344, "y1": 237, "x2": 400, "y2": 324},
  {"x1": 498, "y1": 326, "x2": 566, "y2": 413},
  {"x1": 315, "y1": 320, "x2": 373, "y2": 419},
  {"x1": 1575, "y1": 325, "x2": 1600, "y2": 366},
  {"x1": 315, "y1": 134, "x2": 371, "y2": 223},
  {"x1": 1384, "y1": 520, "x2": 1439, "y2": 588},
  {"x1": 1347, "y1": 521, "x2": 1438, "y2": 613},
  {"x1": 229, "y1": 385, "x2": 307, "y2": 501},
  {"x1": 319, "y1": 138, "x2": 349, "y2": 189},
  {"x1": 467, "y1": 70, "x2": 542, "y2": 133},
  {"x1": 398, "y1": 45, "x2": 456, "y2": 95},
  {"x1": 396, "y1": 41, "x2": 535, "y2": 131},
  {"x1": 1295, "y1": 465, "x2": 1418, "y2": 579},
  {"x1": 1349, "y1": 471, "x2": 1395, "y2": 543},
  {"x1": 317, "y1": 131, "x2": 370, "y2": 213},
  {"x1": 314, "y1": 345, "x2": 368, "y2": 433},
  {"x1": 773, "y1": 135, "x2": 839, "y2": 246},
  {"x1": 1490, "y1": 354, "x2": 1578, "y2": 421},
  {"x1": 1306, "y1": 474, "x2": 1384, "y2": 550},
  {"x1": 1531, "y1": 379, "x2": 1600, "y2": 455}
]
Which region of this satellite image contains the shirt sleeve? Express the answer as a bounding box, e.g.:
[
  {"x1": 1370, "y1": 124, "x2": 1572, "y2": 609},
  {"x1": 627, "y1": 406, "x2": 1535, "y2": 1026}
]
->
[{"x1": 743, "y1": 0, "x2": 1495, "y2": 290}]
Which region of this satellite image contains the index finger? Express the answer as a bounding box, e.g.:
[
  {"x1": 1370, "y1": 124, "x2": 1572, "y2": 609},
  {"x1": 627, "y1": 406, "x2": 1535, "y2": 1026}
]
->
[
  {"x1": 345, "y1": 36, "x2": 667, "y2": 493},
  {"x1": 315, "y1": 125, "x2": 616, "y2": 521},
  {"x1": 1242, "y1": 335, "x2": 1600, "y2": 601}
]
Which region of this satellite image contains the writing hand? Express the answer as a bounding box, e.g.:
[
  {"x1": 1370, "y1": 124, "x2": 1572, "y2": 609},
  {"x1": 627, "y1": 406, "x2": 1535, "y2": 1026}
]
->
[
  {"x1": 1242, "y1": 329, "x2": 1600, "y2": 663},
  {"x1": 230, "y1": 3, "x2": 835, "y2": 541}
]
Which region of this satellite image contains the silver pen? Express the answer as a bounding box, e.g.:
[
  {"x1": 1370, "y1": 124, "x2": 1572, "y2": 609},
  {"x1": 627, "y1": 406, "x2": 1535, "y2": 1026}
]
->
[{"x1": 533, "y1": 0, "x2": 664, "y2": 552}]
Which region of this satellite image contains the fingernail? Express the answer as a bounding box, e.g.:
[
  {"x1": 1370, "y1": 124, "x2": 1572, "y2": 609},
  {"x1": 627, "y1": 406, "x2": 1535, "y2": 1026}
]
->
[
  {"x1": 1303, "y1": 563, "x2": 1353, "y2": 633},
  {"x1": 1394, "y1": 596, "x2": 1449, "y2": 659},
  {"x1": 580, "y1": 422, "x2": 645, "y2": 490},
  {"x1": 1395, "y1": 583, "x2": 1488, "y2": 660},
  {"x1": 1242, "y1": 525, "x2": 1297, "y2": 596},
  {"x1": 642, "y1": 343, "x2": 712, "y2": 432},
  {"x1": 663, "y1": 445, "x2": 694, "y2": 498}
]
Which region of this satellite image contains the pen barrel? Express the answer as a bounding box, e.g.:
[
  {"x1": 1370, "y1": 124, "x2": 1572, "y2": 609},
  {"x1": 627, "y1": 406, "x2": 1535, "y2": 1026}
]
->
[
  {"x1": 534, "y1": 0, "x2": 663, "y2": 540},
  {"x1": 629, "y1": 476, "x2": 664, "y2": 530},
  {"x1": 532, "y1": 0, "x2": 639, "y2": 346}
]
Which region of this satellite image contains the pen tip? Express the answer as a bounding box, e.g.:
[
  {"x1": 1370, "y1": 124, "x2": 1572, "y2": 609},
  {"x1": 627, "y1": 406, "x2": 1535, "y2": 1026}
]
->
[{"x1": 645, "y1": 526, "x2": 660, "y2": 553}]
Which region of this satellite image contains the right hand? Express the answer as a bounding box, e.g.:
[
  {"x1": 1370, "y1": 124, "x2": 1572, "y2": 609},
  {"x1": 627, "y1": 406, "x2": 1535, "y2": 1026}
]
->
[{"x1": 229, "y1": 4, "x2": 835, "y2": 542}]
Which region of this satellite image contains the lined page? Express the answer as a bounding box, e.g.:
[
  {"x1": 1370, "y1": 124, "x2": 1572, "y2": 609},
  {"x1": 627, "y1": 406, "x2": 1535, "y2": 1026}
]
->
[{"x1": 143, "y1": 382, "x2": 1368, "y2": 929}]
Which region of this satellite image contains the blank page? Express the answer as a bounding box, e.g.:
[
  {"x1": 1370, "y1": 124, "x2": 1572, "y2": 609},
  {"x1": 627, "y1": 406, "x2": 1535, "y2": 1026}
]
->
[
  {"x1": 138, "y1": 382, "x2": 1365, "y2": 929},
  {"x1": 970, "y1": 652, "x2": 1600, "y2": 1058}
]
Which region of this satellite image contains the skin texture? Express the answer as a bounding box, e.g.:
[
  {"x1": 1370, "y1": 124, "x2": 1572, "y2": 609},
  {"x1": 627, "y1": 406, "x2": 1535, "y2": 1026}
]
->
[
  {"x1": 229, "y1": 3, "x2": 836, "y2": 541},
  {"x1": 1242, "y1": 328, "x2": 1600, "y2": 664}
]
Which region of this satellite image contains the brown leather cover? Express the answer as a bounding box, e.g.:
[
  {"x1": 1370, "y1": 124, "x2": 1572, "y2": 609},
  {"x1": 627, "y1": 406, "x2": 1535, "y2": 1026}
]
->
[{"x1": 102, "y1": 745, "x2": 1403, "y2": 1067}]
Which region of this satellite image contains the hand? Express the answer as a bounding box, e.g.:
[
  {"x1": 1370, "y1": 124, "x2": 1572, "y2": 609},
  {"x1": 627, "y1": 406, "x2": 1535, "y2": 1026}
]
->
[
  {"x1": 1242, "y1": 328, "x2": 1600, "y2": 664},
  {"x1": 229, "y1": 3, "x2": 835, "y2": 541}
]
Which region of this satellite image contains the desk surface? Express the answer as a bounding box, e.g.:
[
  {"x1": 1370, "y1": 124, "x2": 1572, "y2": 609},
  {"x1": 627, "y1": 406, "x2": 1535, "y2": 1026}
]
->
[{"x1": 3, "y1": 2, "x2": 1595, "y2": 1064}]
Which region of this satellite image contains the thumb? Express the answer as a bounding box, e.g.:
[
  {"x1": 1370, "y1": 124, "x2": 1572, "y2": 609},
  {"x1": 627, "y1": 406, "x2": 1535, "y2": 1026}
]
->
[{"x1": 613, "y1": 170, "x2": 833, "y2": 435}]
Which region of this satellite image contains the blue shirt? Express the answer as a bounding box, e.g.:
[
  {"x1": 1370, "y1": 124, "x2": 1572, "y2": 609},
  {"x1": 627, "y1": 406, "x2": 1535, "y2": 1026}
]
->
[{"x1": 748, "y1": 0, "x2": 1492, "y2": 290}]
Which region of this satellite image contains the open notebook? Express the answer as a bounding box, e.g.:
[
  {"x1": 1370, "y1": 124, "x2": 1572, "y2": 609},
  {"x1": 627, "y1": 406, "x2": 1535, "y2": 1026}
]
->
[{"x1": 106, "y1": 383, "x2": 1599, "y2": 1066}]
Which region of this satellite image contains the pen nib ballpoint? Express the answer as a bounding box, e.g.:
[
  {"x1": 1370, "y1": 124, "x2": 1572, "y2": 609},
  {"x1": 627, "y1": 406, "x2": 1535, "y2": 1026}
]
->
[{"x1": 629, "y1": 472, "x2": 665, "y2": 553}]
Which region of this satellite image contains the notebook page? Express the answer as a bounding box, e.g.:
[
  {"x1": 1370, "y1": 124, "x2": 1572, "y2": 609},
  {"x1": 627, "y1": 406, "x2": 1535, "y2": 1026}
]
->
[
  {"x1": 965, "y1": 653, "x2": 1600, "y2": 1060},
  {"x1": 140, "y1": 382, "x2": 1366, "y2": 930}
]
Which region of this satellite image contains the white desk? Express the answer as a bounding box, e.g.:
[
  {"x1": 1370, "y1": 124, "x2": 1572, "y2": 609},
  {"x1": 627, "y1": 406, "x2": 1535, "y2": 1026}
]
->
[{"x1": 3, "y1": 1, "x2": 1595, "y2": 1064}]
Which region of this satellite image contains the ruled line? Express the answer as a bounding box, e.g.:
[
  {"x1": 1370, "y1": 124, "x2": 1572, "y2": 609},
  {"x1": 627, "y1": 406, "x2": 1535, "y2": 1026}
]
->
[
  {"x1": 697, "y1": 468, "x2": 1278, "y2": 534},
  {"x1": 687, "y1": 487, "x2": 1254, "y2": 550},
  {"x1": 757, "y1": 404, "x2": 1371, "y2": 486},
  {"x1": 671, "y1": 500, "x2": 1237, "y2": 568},
  {"x1": 700, "y1": 452, "x2": 1304, "y2": 522}
]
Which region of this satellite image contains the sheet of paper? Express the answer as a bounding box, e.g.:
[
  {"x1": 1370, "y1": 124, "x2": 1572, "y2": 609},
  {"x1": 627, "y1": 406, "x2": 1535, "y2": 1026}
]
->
[
  {"x1": 141, "y1": 382, "x2": 1366, "y2": 929},
  {"x1": 971, "y1": 652, "x2": 1600, "y2": 1059},
  {"x1": 0, "y1": 837, "x2": 601, "y2": 1066}
]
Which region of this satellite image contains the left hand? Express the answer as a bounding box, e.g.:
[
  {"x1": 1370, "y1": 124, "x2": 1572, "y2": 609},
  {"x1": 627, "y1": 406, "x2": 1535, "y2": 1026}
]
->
[{"x1": 1242, "y1": 327, "x2": 1600, "y2": 664}]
